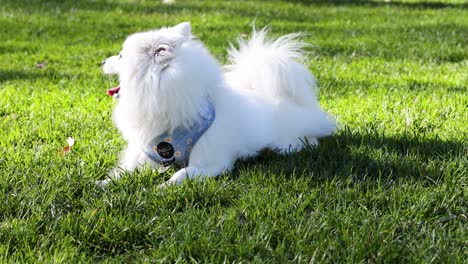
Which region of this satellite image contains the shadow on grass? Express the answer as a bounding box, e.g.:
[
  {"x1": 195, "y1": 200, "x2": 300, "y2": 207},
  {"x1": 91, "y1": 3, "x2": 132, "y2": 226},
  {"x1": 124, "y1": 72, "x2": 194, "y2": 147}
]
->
[
  {"x1": 289, "y1": 0, "x2": 467, "y2": 9},
  {"x1": 0, "y1": 69, "x2": 99, "y2": 83},
  {"x1": 234, "y1": 127, "x2": 466, "y2": 185},
  {"x1": 2, "y1": 0, "x2": 467, "y2": 20},
  {"x1": 3, "y1": 0, "x2": 467, "y2": 12},
  {"x1": 3, "y1": 0, "x2": 466, "y2": 65},
  {"x1": 0, "y1": 70, "x2": 51, "y2": 82}
]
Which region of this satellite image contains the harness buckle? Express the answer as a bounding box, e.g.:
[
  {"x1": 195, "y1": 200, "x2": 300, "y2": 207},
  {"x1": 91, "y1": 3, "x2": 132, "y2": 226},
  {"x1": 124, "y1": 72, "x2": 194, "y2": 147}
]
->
[{"x1": 162, "y1": 158, "x2": 175, "y2": 167}]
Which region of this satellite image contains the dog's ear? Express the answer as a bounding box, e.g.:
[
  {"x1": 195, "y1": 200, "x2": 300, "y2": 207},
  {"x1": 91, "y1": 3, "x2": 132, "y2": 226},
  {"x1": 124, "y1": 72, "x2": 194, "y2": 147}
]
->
[{"x1": 173, "y1": 22, "x2": 191, "y2": 40}]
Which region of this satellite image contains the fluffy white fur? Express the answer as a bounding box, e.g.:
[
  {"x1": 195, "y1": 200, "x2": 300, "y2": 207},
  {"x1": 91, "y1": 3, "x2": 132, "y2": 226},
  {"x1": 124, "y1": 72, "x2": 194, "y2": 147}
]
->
[{"x1": 99, "y1": 22, "x2": 335, "y2": 187}]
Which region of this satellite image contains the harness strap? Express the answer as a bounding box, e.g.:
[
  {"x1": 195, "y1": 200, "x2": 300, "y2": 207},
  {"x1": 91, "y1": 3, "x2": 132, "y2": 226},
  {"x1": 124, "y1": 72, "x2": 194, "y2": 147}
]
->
[{"x1": 143, "y1": 100, "x2": 216, "y2": 167}]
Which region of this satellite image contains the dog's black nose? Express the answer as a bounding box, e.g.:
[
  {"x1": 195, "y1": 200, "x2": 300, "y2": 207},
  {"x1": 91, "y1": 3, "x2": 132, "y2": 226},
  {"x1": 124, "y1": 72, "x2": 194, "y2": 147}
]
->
[{"x1": 101, "y1": 60, "x2": 106, "y2": 66}]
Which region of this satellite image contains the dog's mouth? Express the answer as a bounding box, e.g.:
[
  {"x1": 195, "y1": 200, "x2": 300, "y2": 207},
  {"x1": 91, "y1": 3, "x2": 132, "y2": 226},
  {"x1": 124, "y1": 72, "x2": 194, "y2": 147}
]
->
[{"x1": 107, "y1": 85, "x2": 120, "y2": 97}]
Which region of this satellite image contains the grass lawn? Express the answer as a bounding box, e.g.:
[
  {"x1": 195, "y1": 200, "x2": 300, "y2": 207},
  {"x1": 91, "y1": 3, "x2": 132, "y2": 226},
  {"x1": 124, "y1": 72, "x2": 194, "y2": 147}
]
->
[{"x1": 0, "y1": 0, "x2": 466, "y2": 262}]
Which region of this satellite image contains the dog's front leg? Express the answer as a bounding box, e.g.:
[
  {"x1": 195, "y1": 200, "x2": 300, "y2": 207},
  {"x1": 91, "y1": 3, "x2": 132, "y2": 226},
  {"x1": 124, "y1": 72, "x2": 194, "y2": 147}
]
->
[
  {"x1": 96, "y1": 145, "x2": 148, "y2": 188},
  {"x1": 158, "y1": 166, "x2": 228, "y2": 188}
]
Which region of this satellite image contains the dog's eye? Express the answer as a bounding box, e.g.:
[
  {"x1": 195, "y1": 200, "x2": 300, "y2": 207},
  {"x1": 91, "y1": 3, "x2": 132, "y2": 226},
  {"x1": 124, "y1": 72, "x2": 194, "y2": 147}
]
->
[
  {"x1": 118, "y1": 53, "x2": 122, "y2": 59},
  {"x1": 155, "y1": 47, "x2": 166, "y2": 55}
]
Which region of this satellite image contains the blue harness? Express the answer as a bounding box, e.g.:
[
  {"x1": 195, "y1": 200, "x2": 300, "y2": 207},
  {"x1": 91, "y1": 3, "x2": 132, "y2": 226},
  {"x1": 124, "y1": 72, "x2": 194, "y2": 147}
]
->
[{"x1": 143, "y1": 100, "x2": 215, "y2": 168}]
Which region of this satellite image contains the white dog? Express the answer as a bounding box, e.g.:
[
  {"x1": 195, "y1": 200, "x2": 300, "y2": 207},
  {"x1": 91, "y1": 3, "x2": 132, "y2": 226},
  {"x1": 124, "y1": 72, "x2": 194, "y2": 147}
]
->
[{"x1": 99, "y1": 22, "x2": 335, "y2": 187}]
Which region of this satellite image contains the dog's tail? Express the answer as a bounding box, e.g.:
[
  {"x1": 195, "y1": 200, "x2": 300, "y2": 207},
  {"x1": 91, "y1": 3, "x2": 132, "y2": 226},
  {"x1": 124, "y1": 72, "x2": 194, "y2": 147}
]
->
[{"x1": 225, "y1": 28, "x2": 318, "y2": 108}]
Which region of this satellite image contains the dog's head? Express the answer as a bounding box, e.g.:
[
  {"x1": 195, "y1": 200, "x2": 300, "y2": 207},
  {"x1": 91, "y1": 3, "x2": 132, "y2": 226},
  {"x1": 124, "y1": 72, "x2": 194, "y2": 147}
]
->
[
  {"x1": 102, "y1": 22, "x2": 194, "y2": 88},
  {"x1": 102, "y1": 22, "x2": 222, "y2": 130}
]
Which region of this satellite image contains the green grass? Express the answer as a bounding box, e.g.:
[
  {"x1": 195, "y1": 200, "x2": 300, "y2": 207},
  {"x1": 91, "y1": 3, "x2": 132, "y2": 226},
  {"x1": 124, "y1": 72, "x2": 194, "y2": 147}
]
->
[{"x1": 0, "y1": 0, "x2": 467, "y2": 262}]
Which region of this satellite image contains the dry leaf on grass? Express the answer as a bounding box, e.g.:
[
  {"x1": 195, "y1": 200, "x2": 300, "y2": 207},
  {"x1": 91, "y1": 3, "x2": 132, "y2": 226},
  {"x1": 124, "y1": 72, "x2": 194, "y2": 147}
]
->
[{"x1": 59, "y1": 137, "x2": 75, "y2": 155}]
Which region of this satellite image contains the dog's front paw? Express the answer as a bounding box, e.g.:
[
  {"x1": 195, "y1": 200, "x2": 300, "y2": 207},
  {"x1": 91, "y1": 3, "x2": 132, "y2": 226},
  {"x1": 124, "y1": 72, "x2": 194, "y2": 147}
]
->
[{"x1": 96, "y1": 167, "x2": 124, "y2": 188}]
